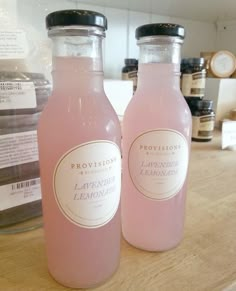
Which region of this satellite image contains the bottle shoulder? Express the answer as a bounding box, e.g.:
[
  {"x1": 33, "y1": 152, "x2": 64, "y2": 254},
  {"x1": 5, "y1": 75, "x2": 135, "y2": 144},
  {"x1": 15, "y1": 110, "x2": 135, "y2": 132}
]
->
[
  {"x1": 123, "y1": 90, "x2": 192, "y2": 139},
  {"x1": 39, "y1": 92, "x2": 120, "y2": 129},
  {"x1": 125, "y1": 89, "x2": 190, "y2": 112}
]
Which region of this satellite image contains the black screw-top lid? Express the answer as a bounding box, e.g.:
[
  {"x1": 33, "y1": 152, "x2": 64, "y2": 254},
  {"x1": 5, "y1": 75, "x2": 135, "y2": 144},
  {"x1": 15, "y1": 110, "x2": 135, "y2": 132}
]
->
[
  {"x1": 135, "y1": 23, "x2": 185, "y2": 40},
  {"x1": 196, "y1": 99, "x2": 213, "y2": 110},
  {"x1": 46, "y1": 10, "x2": 107, "y2": 30},
  {"x1": 125, "y1": 58, "x2": 138, "y2": 66},
  {"x1": 181, "y1": 58, "x2": 205, "y2": 66}
]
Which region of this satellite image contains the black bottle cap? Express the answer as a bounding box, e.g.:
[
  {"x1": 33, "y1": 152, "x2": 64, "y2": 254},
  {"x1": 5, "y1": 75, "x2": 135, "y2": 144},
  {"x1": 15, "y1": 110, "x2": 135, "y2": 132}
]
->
[
  {"x1": 196, "y1": 99, "x2": 213, "y2": 110},
  {"x1": 135, "y1": 23, "x2": 185, "y2": 40},
  {"x1": 46, "y1": 10, "x2": 107, "y2": 31},
  {"x1": 125, "y1": 58, "x2": 138, "y2": 66},
  {"x1": 181, "y1": 58, "x2": 205, "y2": 66}
]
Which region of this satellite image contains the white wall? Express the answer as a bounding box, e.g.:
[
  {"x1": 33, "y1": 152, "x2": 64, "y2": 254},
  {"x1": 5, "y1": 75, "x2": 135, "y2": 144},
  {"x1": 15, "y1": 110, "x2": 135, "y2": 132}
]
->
[
  {"x1": 216, "y1": 20, "x2": 236, "y2": 54},
  {"x1": 0, "y1": 0, "x2": 17, "y2": 25},
  {"x1": 17, "y1": 0, "x2": 217, "y2": 79}
]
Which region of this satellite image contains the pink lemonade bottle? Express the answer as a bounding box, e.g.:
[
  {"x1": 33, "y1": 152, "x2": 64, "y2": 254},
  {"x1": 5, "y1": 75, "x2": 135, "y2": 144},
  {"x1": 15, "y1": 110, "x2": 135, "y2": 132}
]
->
[
  {"x1": 121, "y1": 24, "x2": 192, "y2": 251},
  {"x1": 37, "y1": 10, "x2": 121, "y2": 288}
]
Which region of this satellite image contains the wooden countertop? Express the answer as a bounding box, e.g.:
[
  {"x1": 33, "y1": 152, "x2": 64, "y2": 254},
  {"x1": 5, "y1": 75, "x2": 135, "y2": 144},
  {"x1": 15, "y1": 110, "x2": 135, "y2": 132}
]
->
[{"x1": 1, "y1": 131, "x2": 236, "y2": 291}]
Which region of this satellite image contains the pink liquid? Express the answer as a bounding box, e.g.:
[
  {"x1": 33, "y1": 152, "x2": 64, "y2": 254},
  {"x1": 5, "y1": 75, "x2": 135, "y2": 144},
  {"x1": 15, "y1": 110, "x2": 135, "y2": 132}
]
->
[
  {"x1": 38, "y1": 57, "x2": 121, "y2": 288},
  {"x1": 121, "y1": 63, "x2": 192, "y2": 251}
]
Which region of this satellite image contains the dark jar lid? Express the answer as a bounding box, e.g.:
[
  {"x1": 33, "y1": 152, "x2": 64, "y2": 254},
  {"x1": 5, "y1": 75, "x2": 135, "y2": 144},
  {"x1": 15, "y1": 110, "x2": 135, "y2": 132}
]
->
[
  {"x1": 46, "y1": 10, "x2": 107, "y2": 31},
  {"x1": 196, "y1": 99, "x2": 214, "y2": 110},
  {"x1": 124, "y1": 58, "x2": 138, "y2": 66},
  {"x1": 181, "y1": 58, "x2": 205, "y2": 66},
  {"x1": 135, "y1": 23, "x2": 185, "y2": 40}
]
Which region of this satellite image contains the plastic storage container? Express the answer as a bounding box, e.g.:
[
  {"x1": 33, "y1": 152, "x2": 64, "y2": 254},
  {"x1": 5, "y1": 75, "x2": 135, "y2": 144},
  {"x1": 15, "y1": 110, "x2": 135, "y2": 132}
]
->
[{"x1": 0, "y1": 4, "x2": 51, "y2": 234}]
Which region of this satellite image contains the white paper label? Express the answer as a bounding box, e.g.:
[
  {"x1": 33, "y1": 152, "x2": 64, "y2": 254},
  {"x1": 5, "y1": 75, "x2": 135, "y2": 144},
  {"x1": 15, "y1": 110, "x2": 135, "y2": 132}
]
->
[
  {"x1": 192, "y1": 115, "x2": 215, "y2": 139},
  {"x1": 181, "y1": 72, "x2": 206, "y2": 97},
  {"x1": 0, "y1": 178, "x2": 41, "y2": 211},
  {"x1": 122, "y1": 72, "x2": 138, "y2": 89},
  {"x1": 0, "y1": 30, "x2": 28, "y2": 59},
  {"x1": 53, "y1": 141, "x2": 121, "y2": 228},
  {"x1": 0, "y1": 131, "x2": 39, "y2": 169},
  {"x1": 0, "y1": 82, "x2": 36, "y2": 110},
  {"x1": 128, "y1": 129, "x2": 189, "y2": 200},
  {"x1": 222, "y1": 121, "x2": 236, "y2": 149}
]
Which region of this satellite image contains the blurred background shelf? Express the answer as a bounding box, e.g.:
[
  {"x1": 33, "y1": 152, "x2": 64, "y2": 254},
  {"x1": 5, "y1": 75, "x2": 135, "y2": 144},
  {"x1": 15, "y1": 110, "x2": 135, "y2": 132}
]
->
[
  {"x1": 11, "y1": 0, "x2": 236, "y2": 78},
  {"x1": 205, "y1": 78, "x2": 236, "y2": 127}
]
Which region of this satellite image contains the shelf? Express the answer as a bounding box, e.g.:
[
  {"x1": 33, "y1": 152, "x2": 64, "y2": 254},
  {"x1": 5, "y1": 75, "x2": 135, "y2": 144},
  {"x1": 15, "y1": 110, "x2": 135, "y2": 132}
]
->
[
  {"x1": 205, "y1": 78, "x2": 236, "y2": 126},
  {"x1": 74, "y1": 0, "x2": 236, "y2": 23}
]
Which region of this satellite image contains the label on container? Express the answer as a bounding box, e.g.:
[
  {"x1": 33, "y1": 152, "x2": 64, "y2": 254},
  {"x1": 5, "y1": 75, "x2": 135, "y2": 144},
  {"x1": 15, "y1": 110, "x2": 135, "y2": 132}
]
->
[
  {"x1": 0, "y1": 82, "x2": 36, "y2": 110},
  {"x1": 128, "y1": 129, "x2": 189, "y2": 200},
  {"x1": 0, "y1": 178, "x2": 41, "y2": 211},
  {"x1": 122, "y1": 72, "x2": 137, "y2": 90},
  {"x1": 0, "y1": 131, "x2": 39, "y2": 169},
  {"x1": 222, "y1": 121, "x2": 236, "y2": 149},
  {"x1": 0, "y1": 30, "x2": 28, "y2": 59},
  {"x1": 192, "y1": 115, "x2": 215, "y2": 139},
  {"x1": 53, "y1": 141, "x2": 121, "y2": 228},
  {"x1": 181, "y1": 72, "x2": 206, "y2": 97}
]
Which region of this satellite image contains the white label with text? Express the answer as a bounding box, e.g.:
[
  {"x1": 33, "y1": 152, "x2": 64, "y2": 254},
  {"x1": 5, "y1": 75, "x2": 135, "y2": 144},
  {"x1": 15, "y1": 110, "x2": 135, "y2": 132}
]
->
[
  {"x1": 0, "y1": 131, "x2": 39, "y2": 169},
  {"x1": 0, "y1": 30, "x2": 28, "y2": 59},
  {"x1": 0, "y1": 82, "x2": 36, "y2": 110},
  {"x1": 128, "y1": 129, "x2": 189, "y2": 200},
  {"x1": 181, "y1": 72, "x2": 206, "y2": 97},
  {"x1": 222, "y1": 121, "x2": 236, "y2": 149},
  {"x1": 53, "y1": 141, "x2": 121, "y2": 228},
  {"x1": 0, "y1": 178, "x2": 41, "y2": 211},
  {"x1": 192, "y1": 115, "x2": 215, "y2": 139}
]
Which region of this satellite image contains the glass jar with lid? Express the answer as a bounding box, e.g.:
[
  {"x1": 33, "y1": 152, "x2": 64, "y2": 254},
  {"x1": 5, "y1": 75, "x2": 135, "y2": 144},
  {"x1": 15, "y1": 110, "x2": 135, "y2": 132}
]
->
[
  {"x1": 181, "y1": 57, "x2": 206, "y2": 99},
  {"x1": 192, "y1": 99, "x2": 215, "y2": 142}
]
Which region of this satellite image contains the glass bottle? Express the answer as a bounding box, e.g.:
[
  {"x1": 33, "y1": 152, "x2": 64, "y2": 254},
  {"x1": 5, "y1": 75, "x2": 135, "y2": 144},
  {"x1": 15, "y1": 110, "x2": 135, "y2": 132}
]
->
[
  {"x1": 121, "y1": 23, "x2": 192, "y2": 251},
  {"x1": 37, "y1": 10, "x2": 121, "y2": 288}
]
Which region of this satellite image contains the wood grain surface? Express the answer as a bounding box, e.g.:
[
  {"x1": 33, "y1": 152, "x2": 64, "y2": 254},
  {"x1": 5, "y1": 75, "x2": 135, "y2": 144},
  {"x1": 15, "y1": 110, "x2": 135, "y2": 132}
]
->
[{"x1": 0, "y1": 131, "x2": 236, "y2": 291}]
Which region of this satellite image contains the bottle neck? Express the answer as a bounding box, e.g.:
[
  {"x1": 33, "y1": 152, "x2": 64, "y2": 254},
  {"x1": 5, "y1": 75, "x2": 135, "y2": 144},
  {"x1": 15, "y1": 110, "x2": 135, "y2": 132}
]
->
[
  {"x1": 52, "y1": 57, "x2": 104, "y2": 93},
  {"x1": 137, "y1": 36, "x2": 182, "y2": 90},
  {"x1": 137, "y1": 63, "x2": 180, "y2": 90},
  {"x1": 49, "y1": 27, "x2": 104, "y2": 92}
]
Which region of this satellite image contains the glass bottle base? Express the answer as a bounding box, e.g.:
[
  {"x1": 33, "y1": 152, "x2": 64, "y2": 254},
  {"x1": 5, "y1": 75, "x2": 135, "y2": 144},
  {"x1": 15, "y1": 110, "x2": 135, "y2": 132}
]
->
[
  {"x1": 123, "y1": 234, "x2": 182, "y2": 252},
  {"x1": 48, "y1": 261, "x2": 120, "y2": 289}
]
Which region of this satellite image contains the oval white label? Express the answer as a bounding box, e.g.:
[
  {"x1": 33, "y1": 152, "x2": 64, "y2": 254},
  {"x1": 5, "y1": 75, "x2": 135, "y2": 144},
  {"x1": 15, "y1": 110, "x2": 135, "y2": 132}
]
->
[
  {"x1": 128, "y1": 129, "x2": 189, "y2": 200},
  {"x1": 53, "y1": 141, "x2": 121, "y2": 228}
]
